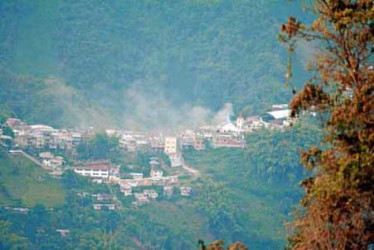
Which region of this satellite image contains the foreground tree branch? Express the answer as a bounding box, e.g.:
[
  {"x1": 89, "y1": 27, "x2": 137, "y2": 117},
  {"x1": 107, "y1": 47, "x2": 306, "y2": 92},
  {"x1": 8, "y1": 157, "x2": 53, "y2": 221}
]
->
[{"x1": 280, "y1": 0, "x2": 374, "y2": 249}]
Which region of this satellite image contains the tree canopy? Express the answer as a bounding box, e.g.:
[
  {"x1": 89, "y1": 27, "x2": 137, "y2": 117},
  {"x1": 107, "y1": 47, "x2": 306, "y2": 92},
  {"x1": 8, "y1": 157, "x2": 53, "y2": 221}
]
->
[
  {"x1": 77, "y1": 133, "x2": 120, "y2": 161},
  {"x1": 280, "y1": 0, "x2": 374, "y2": 248}
]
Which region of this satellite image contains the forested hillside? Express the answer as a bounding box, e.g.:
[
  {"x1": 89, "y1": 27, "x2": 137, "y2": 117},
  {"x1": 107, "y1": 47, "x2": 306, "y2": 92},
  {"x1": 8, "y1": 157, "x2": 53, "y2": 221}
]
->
[
  {"x1": 0, "y1": 1, "x2": 325, "y2": 249},
  {"x1": 0, "y1": 0, "x2": 307, "y2": 128},
  {"x1": 0, "y1": 120, "x2": 322, "y2": 249}
]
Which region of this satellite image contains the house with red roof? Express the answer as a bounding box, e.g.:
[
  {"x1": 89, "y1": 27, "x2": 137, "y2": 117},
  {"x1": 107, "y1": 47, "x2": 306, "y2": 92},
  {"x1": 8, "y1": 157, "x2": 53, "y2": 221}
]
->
[{"x1": 73, "y1": 161, "x2": 111, "y2": 179}]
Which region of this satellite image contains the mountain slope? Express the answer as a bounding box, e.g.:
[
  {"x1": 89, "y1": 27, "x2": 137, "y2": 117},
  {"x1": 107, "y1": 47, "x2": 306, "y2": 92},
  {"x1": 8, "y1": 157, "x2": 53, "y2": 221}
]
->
[
  {"x1": 0, "y1": 0, "x2": 308, "y2": 129},
  {"x1": 0, "y1": 149, "x2": 65, "y2": 207}
]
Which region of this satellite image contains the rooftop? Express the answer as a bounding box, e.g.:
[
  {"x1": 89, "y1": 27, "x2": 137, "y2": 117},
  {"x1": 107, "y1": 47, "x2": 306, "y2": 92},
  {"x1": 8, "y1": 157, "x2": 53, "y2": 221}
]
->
[
  {"x1": 74, "y1": 164, "x2": 110, "y2": 170},
  {"x1": 266, "y1": 109, "x2": 290, "y2": 120}
]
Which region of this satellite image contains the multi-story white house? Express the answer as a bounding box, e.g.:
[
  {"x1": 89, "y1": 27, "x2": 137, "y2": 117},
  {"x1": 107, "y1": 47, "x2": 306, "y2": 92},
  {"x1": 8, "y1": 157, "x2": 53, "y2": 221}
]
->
[
  {"x1": 73, "y1": 163, "x2": 110, "y2": 179},
  {"x1": 164, "y1": 137, "x2": 178, "y2": 154}
]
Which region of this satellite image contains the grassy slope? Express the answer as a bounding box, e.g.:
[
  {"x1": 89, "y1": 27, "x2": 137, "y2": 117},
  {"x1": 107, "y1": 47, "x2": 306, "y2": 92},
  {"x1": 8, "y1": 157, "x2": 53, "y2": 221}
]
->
[{"x1": 0, "y1": 149, "x2": 65, "y2": 207}]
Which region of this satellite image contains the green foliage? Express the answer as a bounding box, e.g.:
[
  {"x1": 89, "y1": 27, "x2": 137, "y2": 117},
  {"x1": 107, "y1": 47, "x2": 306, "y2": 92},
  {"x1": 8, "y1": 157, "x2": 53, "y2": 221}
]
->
[
  {"x1": 61, "y1": 170, "x2": 90, "y2": 190},
  {"x1": 0, "y1": 0, "x2": 307, "y2": 127},
  {"x1": 0, "y1": 220, "x2": 31, "y2": 249},
  {"x1": 0, "y1": 108, "x2": 13, "y2": 124},
  {"x1": 0, "y1": 149, "x2": 65, "y2": 207},
  {"x1": 183, "y1": 120, "x2": 322, "y2": 248},
  {"x1": 2, "y1": 126, "x2": 14, "y2": 138},
  {"x1": 62, "y1": 170, "x2": 110, "y2": 196},
  {"x1": 77, "y1": 133, "x2": 120, "y2": 161},
  {"x1": 194, "y1": 180, "x2": 241, "y2": 237},
  {"x1": 0, "y1": 121, "x2": 322, "y2": 249}
]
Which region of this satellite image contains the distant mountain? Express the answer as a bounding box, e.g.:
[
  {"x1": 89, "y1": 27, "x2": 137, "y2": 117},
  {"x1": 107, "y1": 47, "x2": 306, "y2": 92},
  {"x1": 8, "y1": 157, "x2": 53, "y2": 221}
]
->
[{"x1": 0, "y1": 0, "x2": 308, "y2": 129}]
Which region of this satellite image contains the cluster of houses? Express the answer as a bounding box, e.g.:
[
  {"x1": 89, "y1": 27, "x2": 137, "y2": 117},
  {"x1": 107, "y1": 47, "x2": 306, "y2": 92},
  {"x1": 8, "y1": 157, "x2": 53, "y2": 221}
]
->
[
  {"x1": 132, "y1": 190, "x2": 158, "y2": 206},
  {"x1": 0, "y1": 104, "x2": 292, "y2": 158},
  {"x1": 73, "y1": 162, "x2": 191, "y2": 208},
  {"x1": 92, "y1": 193, "x2": 117, "y2": 211},
  {"x1": 38, "y1": 151, "x2": 65, "y2": 173},
  {"x1": 130, "y1": 186, "x2": 192, "y2": 206},
  {"x1": 104, "y1": 104, "x2": 292, "y2": 154},
  {"x1": 71, "y1": 157, "x2": 191, "y2": 207},
  {"x1": 1, "y1": 118, "x2": 89, "y2": 150},
  {"x1": 111, "y1": 155, "x2": 192, "y2": 206},
  {"x1": 0, "y1": 104, "x2": 292, "y2": 208},
  {"x1": 75, "y1": 192, "x2": 118, "y2": 211},
  {"x1": 76, "y1": 183, "x2": 192, "y2": 210}
]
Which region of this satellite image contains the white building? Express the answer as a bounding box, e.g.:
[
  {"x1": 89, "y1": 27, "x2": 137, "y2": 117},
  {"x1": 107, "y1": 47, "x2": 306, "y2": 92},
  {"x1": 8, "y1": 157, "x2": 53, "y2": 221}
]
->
[
  {"x1": 180, "y1": 187, "x2": 192, "y2": 196},
  {"x1": 236, "y1": 116, "x2": 245, "y2": 131},
  {"x1": 105, "y1": 129, "x2": 118, "y2": 137},
  {"x1": 39, "y1": 151, "x2": 54, "y2": 159},
  {"x1": 150, "y1": 168, "x2": 163, "y2": 179},
  {"x1": 272, "y1": 104, "x2": 289, "y2": 110},
  {"x1": 266, "y1": 109, "x2": 291, "y2": 120},
  {"x1": 133, "y1": 193, "x2": 149, "y2": 206},
  {"x1": 164, "y1": 137, "x2": 178, "y2": 154},
  {"x1": 30, "y1": 124, "x2": 55, "y2": 133},
  {"x1": 73, "y1": 163, "x2": 110, "y2": 179},
  {"x1": 130, "y1": 172, "x2": 144, "y2": 179},
  {"x1": 143, "y1": 189, "x2": 158, "y2": 199},
  {"x1": 93, "y1": 204, "x2": 116, "y2": 210},
  {"x1": 120, "y1": 184, "x2": 132, "y2": 196},
  {"x1": 246, "y1": 116, "x2": 266, "y2": 130},
  {"x1": 168, "y1": 176, "x2": 179, "y2": 184},
  {"x1": 43, "y1": 156, "x2": 64, "y2": 169},
  {"x1": 264, "y1": 109, "x2": 292, "y2": 128},
  {"x1": 169, "y1": 154, "x2": 182, "y2": 168},
  {"x1": 218, "y1": 123, "x2": 240, "y2": 133},
  {"x1": 71, "y1": 133, "x2": 82, "y2": 146}
]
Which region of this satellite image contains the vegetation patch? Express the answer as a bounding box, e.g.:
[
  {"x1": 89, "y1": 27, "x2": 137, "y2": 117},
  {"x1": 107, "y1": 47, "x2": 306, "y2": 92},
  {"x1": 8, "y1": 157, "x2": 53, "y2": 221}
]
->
[{"x1": 0, "y1": 149, "x2": 65, "y2": 207}]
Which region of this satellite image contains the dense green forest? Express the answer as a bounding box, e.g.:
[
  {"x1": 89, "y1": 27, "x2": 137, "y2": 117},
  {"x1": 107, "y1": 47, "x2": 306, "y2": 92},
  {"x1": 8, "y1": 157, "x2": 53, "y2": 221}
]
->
[
  {"x1": 0, "y1": 0, "x2": 308, "y2": 128},
  {"x1": 0, "y1": 120, "x2": 322, "y2": 249}
]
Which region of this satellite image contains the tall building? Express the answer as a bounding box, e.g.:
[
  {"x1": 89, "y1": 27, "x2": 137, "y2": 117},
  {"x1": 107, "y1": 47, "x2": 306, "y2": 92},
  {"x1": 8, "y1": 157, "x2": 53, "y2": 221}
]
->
[{"x1": 164, "y1": 137, "x2": 178, "y2": 154}]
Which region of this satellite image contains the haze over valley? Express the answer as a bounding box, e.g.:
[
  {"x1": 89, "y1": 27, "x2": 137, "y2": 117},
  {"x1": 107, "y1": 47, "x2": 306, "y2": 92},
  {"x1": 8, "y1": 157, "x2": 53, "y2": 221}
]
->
[{"x1": 0, "y1": 1, "x2": 325, "y2": 249}]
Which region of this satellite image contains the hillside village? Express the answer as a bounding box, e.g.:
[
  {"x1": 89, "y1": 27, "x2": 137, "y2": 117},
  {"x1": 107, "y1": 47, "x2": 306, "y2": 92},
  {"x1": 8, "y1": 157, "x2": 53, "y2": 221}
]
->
[{"x1": 0, "y1": 104, "x2": 292, "y2": 209}]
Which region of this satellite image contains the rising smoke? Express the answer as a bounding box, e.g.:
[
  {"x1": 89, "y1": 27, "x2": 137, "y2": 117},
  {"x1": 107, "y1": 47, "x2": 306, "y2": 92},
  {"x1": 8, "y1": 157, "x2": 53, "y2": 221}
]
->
[
  {"x1": 122, "y1": 81, "x2": 233, "y2": 134},
  {"x1": 42, "y1": 78, "x2": 234, "y2": 133}
]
